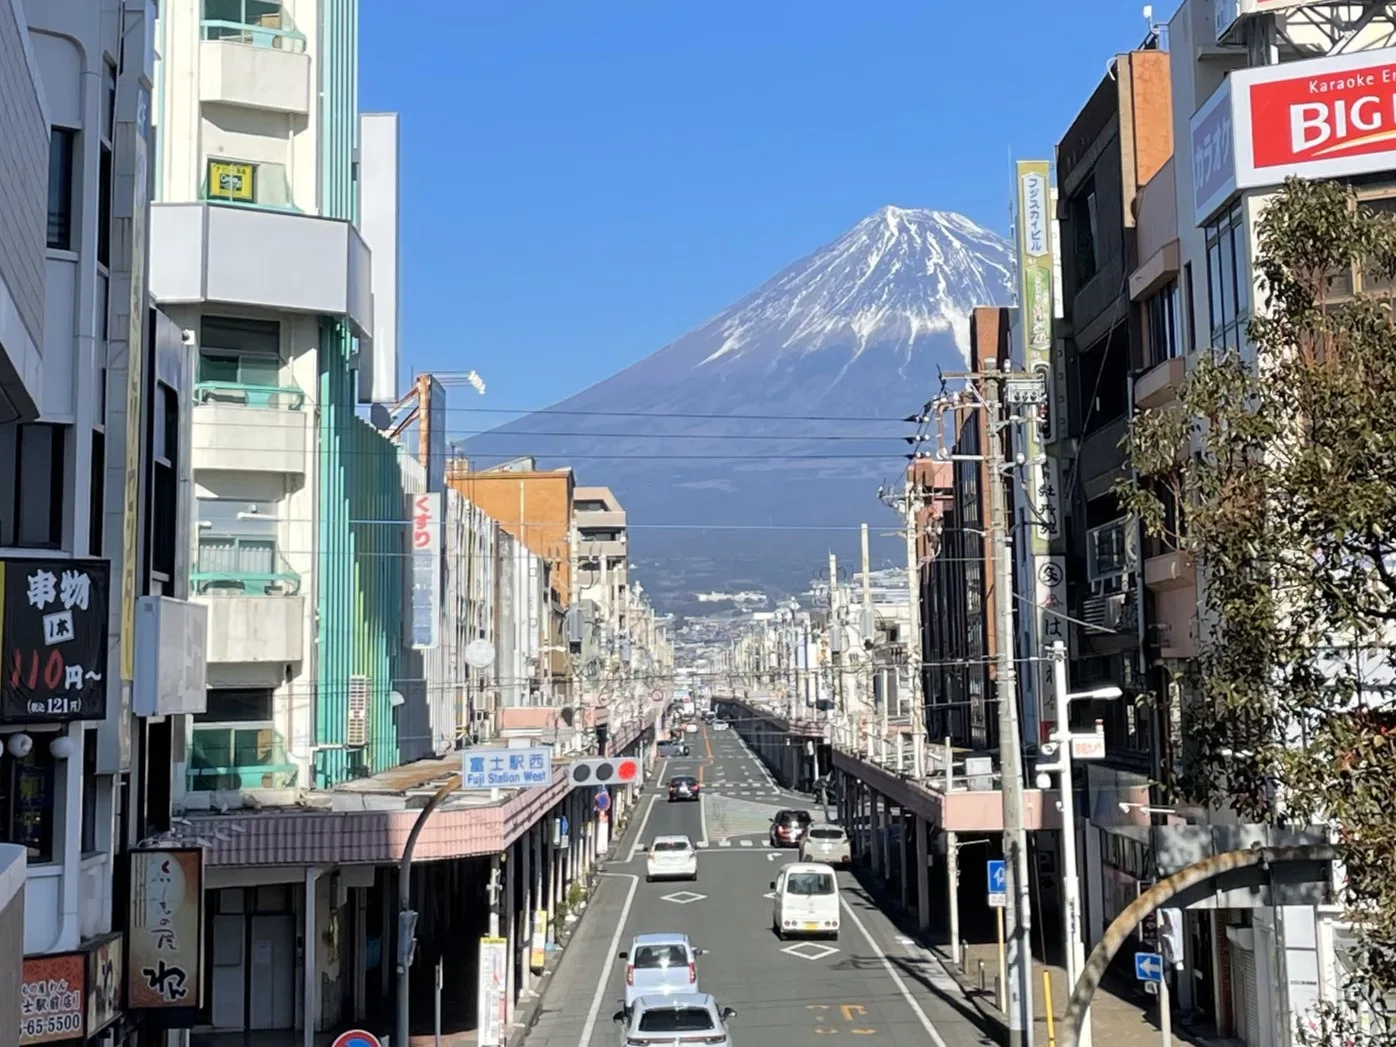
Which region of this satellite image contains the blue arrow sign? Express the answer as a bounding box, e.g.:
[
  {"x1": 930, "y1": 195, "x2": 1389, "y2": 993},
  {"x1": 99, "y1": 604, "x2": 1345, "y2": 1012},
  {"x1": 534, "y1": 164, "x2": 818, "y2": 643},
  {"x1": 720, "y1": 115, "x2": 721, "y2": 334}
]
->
[
  {"x1": 1134, "y1": 952, "x2": 1164, "y2": 983},
  {"x1": 987, "y1": 860, "x2": 1006, "y2": 892}
]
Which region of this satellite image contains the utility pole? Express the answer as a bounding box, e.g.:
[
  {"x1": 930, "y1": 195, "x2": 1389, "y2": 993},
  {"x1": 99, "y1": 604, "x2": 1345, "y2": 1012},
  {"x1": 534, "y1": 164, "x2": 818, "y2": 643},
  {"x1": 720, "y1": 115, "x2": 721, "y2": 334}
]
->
[{"x1": 985, "y1": 359, "x2": 1034, "y2": 1047}]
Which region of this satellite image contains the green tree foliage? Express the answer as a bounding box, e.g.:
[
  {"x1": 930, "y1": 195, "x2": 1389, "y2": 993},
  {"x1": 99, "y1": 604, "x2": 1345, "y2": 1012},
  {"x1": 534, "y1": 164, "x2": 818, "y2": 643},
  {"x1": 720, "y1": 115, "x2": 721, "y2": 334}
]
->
[{"x1": 1119, "y1": 178, "x2": 1396, "y2": 1041}]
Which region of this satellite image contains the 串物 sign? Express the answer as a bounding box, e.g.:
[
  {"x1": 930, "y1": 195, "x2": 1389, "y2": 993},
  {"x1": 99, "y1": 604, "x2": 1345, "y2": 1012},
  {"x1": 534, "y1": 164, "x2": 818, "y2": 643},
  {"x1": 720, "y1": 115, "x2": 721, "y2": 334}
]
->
[{"x1": 1, "y1": 559, "x2": 110, "y2": 722}]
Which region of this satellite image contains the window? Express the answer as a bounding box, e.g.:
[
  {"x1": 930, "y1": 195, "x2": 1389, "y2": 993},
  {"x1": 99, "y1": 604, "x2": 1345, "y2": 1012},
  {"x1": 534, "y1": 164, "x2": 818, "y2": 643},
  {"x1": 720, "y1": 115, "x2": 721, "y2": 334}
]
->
[
  {"x1": 1070, "y1": 179, "x2": 1101, "y2": 288},
  {"x1": 197, "y1": 316, "x2": 282, "y2": 393},
  {"x1": 650, "y1": 840, "x2": 690, "y2": 852},
  {"x1": 97, "y1": 144, "x2": 113, "y2": 268},
  {"x1": 632, "y1": 945, "x2": 689, "y2": 969},
  {"x1": 1182, "y1": 261, "x2": 1197, "y2": 355},
  {"x1": 47, "y1": 127, "x2": 77, "y2": 250},
  {"x1": 637, "y1": 1009, "x2": 715, "y2": 1034},
  {"x1": 1077, "y1": 329, "x2": 1129, "y2": 435},
  {"x1": 0, "y1": 738, "x2": 57, "y2": 863},
  {"x1": 0, "y1": 423, "x2": 66, "y2": 548},
  {"x1": 81, "y1": 729, "x2": 99, "y2": 855},
  {"x1": 1145, "y1": 281, "x2": 1181, "y2": 366},
  {"x1": 1357, "y1": 196, "x2": 1396, "y2": 294},
  {"x1": 88, "y1": 430, "x2": 105, "y2": 557},
  {"x1": 1205, "y1": 202, "x2": 1249, "y2": 353},
  {"x1": 784, "y1": 872, "x2": 836, "y2": 895}
]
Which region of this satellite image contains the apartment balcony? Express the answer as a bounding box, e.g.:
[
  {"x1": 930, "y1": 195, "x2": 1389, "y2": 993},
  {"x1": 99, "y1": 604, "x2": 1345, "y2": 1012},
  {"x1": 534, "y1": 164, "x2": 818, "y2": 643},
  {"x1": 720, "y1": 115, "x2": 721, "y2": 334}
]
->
[
  {"x1": 191, "y1": 538, "x2": 305, "y2": 665},
  {"x1": 1145, "y1": 548, "x2": 1194, "y2": 591},
  {"x1": 580, "y1": 538, "x2": 627, "y2": 559},
  {"x1": 148, "y1": 201, "x2": 372, "y2": 339},
  {"x1": 192, "y1": 380, "x2": 308, "y2": 475},
  {"x1": 1135, "y1": 355, "x2": 1187, "y2": 410},
  {"x1": 199, "y1": 13, "x2": 310, "y2": 115},
  {"x1": 187, "y1": 723, "x2": 298, "y2": 792},
  {"x1": 575, "y1": 509, "x2": 627, "y2": 530},
  {"x1": 1077, "y1": 415, "x2": 1129, "y2": 499}
]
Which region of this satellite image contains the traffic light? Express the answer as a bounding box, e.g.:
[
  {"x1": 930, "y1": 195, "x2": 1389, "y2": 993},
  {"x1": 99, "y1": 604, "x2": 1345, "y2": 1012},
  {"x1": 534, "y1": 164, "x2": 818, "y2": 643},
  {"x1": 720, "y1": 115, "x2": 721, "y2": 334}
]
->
[{"x1": 568, "y1": 757, "x2": 641, "y2": 786}]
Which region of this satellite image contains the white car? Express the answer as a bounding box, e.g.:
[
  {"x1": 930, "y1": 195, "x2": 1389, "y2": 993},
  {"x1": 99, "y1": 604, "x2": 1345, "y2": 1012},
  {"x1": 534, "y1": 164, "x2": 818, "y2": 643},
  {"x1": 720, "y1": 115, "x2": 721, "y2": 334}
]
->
[
  {"x1": 684, "y1": 722, "x2": 699, "y2": 734},
  {"x1": 646, "y1": 835, "x2": 698, "y2": 882},
  {"x1": 712, "y1": 721, "x2": 729, "y2": 731},
  {"x1": 613, "y1": 994, "x2": 736, "y2": 1047},
  {"x1": 619, "y1": 933, "x2": 704, "y2": 1009},
  {"x1": 771, "y1": 862, "x2": 840, "y2": 939}
]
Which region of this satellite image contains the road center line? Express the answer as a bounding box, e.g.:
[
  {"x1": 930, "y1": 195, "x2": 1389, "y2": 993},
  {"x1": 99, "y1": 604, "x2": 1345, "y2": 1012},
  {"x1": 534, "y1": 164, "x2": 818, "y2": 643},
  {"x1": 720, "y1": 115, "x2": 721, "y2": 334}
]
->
[
  {"x1": 578, "y1": 872, "x2": 639, "y2": 1047},
  {"x1": 839, "y1": 895, "x2": 950, "y2": 1047},
  {"x1": 626, "y1": 795, "x2": 658, "y2": 863}
]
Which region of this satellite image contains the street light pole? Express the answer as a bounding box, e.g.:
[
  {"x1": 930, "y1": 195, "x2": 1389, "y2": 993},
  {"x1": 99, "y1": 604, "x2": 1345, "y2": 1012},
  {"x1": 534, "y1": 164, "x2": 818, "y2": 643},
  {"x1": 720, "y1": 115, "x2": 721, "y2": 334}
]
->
[
  {"x1": 1050, "y1": 642, "x2": 1090, "y2": 1047},
  {"x1": 397, "y1": 774, "x2": 462, "y2": 1047}
]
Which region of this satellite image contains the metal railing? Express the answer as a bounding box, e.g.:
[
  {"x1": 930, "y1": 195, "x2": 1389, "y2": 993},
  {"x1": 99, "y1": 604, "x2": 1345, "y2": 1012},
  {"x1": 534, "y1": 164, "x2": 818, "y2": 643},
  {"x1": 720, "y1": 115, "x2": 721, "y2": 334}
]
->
[
  {"x1": 191, "y1": 536, "x2": 301, "y2": 595},
  {"x1": 188, "y1": 723, "x2": 298, "y2": 791},
  {"x1": 200, "y1": 17, "x2": 306, "y2": 52},
  {"x1": 194, "y1": 380, "x2": 305, "y2": 410}
]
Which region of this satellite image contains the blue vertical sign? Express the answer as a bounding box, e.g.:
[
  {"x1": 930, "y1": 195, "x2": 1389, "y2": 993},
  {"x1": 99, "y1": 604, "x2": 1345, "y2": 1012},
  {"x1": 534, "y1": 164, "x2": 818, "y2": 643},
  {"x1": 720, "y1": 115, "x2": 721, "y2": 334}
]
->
[
  {"x1": 987, "y1": 859, "x2": 1007, "y2": 908},
  {"x1": 409, "y1": 492, "x2": 441, "y2": 650}
]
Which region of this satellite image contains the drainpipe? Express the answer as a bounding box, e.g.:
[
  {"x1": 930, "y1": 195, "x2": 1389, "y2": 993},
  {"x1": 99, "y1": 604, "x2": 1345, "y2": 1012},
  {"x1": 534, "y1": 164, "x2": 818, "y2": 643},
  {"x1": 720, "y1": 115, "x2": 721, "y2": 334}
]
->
[{"x1": 304, "y1": 866, "x2": 320, "y2": 1047}]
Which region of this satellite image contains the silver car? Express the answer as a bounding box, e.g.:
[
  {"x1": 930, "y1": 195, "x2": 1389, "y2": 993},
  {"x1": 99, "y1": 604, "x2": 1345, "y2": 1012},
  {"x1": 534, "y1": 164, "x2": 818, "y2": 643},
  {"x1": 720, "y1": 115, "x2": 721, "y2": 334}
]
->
[
  {"x1": 613, "y1": 993, "x2": 736, "y2": 1046},
  {"x1": 618, "y1": 933, "x2": 704, "y2": 1010},
  {"x1": 798, "y1": 823, "x2": 851, "y2": 864}
]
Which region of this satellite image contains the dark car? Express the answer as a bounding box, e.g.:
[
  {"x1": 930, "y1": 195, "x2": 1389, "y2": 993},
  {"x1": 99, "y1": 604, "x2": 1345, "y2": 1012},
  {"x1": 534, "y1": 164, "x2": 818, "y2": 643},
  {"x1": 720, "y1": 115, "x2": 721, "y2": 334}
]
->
[
  {"x1": 769, "y1": 809, "x2": 813, "y2": 847},
  {"x1": 658, "y1": 740, "x2": 691, "y2": 758},
  {"x1": 668, "y1": 775, "x2": 701, "y2": 802}
]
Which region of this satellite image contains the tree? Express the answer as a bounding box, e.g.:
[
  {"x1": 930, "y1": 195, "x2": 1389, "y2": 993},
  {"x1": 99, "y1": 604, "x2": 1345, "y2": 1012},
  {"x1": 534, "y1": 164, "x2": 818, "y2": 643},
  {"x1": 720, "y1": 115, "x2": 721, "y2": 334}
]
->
[{"x1": 1119, "y1": 177, "x2": 1396, "y2": 1042}]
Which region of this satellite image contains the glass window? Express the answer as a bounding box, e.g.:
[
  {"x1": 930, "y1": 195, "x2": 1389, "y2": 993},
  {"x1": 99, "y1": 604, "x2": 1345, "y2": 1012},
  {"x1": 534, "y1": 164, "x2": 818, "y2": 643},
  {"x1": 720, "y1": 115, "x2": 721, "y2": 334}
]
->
[
  {"x1": 1146, "y1": 281, "x2": 1180, "y2": 366},
  {"x1": 1230, "y1": 221, "x2": 1249, "y2": 315},
  {"x1": 651, "y1": 840, "x2": 690, "y2": 852},
  {"x1": 807, "y1": 827, "x2": 845, "y2": 840},
  {"x1": 638, "y1": 1009, "x2": 714, "y2": 1034},
  {"x1": 632, "y1": 945, "x2": 689, "y2": 969},
  {"x1": 0, "y1": 740, "x2": 57, "y2": 863},
  {"x1": 97, "y1": 145, "x2": 113, "y2": 269},
  {"x1": 47, "y1": 127, "x2": 76, "y2": 250},
  {"x1": 1070, "y1": 180, "x2": 1100, "y2": 289},
  {"x1": 1205, "y1": 203, "x2": 1249, "y2": 353},
  {"x1": 785, "y1": 872, "x2": 836, "y2": 895},
  {"x1": 200, "y1": 688, "x2": 274, "y2": 723},
  {"x1": 1, "y1": 423, "x2": 67, "y2": 548}
]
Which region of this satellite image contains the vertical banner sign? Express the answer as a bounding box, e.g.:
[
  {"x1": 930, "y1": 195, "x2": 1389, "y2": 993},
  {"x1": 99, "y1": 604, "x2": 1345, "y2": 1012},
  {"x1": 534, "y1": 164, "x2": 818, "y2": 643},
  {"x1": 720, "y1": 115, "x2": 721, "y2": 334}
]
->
[
  {"x1": 1035, "y1": 557, "x2": 1068, "y2": 735},
  {"x1": 1014, "y1": 159, "x2": 1057, "y2": 560},
  {"x1": 119, "y1": 82, "x2": 152, "y2": 683},
  {"x1": 128, "y1": 848, "x2": 204, "y2": 1010},
  {"x1": 21, "y1": 953, "x2": 87, "y2": 1044},
  {"x1": 476, "y1": 936, "x2": 508, "y2": 1047},
  {"x1": 410, "y1": 493, "x2": 442, "y2": 650},
  {"x1": 1, "y1": 559, "x2": 112, "y2": 721},
  {"x1": 530, "y1": 910, "x2": 548, "y2": 972}
]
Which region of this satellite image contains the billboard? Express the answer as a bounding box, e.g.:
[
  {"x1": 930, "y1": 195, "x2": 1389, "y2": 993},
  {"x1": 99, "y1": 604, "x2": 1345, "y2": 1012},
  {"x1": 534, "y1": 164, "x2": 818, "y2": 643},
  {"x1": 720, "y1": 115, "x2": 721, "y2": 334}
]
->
[
  {"x1": 128, "y1": 848, "x2": 203, "y2": 1011},
  {"x1": 410, "y1": 493, "x2": 442, "y2": 650},
  {"x1": 21, "y1": 953, "x2": 85, "y2": 1044},
  {"x1": 1191, "y1": 47, "x2": 1396, "y2": 224},
  {"x1": 0, "y1": 558, "x2": 112, "y2": 722}
]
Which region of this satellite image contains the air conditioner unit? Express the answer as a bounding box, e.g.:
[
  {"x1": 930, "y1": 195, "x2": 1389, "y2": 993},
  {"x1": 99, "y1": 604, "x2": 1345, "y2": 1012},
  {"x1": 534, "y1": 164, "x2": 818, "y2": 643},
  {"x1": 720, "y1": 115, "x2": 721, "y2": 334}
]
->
[{"x1": 347, "y1": 675, "x2": 370, "y2": 748}]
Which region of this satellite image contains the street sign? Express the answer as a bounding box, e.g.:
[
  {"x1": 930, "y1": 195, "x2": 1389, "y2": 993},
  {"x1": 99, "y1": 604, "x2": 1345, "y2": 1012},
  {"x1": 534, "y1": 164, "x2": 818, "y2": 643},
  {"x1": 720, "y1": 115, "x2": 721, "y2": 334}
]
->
[
  {"x1": 1134, "y1": 951, "x2": 1164, "y2": 983},
  {"x1": 987, "y1": 859, "x2": 1007, "y2": 908},
  {"x1": 569, "y1": 757, "x2": 641, "y2": 785},
  {"x1": 595, "y1": 788, "x2": 611, "y2": 812},
  {"x1": 330, "y1": 1032, "x2": 382, "y2": 1047},
  {"x1": 1069, "y1": 731, "x2": 1107, "y2": 761},
  {"x1": 463, "y1": 745, "x2": 552, "y2": 789}
]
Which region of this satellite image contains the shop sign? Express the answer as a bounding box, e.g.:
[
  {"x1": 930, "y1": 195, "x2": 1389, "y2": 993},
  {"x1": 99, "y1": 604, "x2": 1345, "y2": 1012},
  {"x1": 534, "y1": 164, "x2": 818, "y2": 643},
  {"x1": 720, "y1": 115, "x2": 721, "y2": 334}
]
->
[
  {"x1": 1192, "y1": 47, "x2": 1396, "y2": 224},
  {"x1": 87, "y1": 933, "x2": 124, "y2": 1037},
  {"x1": 0, "y1": 559, "x2": 111, "y2": 722},
  {"x1": 128, "y1": 848, "x2": 204, "y2": 1010},
  {"x1": 21, "y1": 952, "x2": 85, "y2": 1044},
  {"x1": 409, "y1": 493, "x2": 441, "y2": 650}
]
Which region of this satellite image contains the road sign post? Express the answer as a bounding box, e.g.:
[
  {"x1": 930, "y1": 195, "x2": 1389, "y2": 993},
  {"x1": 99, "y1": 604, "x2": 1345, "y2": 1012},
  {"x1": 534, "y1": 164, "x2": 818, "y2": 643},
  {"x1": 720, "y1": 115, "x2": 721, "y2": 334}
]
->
[
  {"x1": 987, "y1": 859, "x2": 1007, "y2": 907},
  {"x1": 1135, "y1": 952, "x2": 1170, "y2": 1047},
  {"x1": 989, "y1": 856, "x2": 1009, "y2": 1011}
]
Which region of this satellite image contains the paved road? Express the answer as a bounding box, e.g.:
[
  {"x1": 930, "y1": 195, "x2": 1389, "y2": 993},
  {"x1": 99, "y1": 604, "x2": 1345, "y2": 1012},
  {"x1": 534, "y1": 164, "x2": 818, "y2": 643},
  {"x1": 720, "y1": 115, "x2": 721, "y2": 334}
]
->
[{"x1": 520, "y1": 724, "x2": 997, "y2": 1047}]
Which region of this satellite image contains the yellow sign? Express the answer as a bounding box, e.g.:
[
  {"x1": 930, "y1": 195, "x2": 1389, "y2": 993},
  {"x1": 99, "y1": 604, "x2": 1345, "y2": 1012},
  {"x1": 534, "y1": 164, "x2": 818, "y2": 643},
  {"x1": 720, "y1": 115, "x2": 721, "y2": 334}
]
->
[{"x1": 207, "y1": 160, "x2": 255, "y2": 202}]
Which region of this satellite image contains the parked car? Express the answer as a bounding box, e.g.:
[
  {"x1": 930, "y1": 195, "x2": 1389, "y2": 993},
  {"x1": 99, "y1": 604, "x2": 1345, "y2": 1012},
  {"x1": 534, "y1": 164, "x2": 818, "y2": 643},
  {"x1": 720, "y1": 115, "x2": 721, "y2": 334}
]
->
[
  {"x1": 799, "y1": 823, "x2": 851, "y2": 864},
  {"x1": 668, "y1": 775, "x2": 700, "y2": 802},
  {"x1": 613, "y1": 994, "x2": 736, "y2": 1047},
  {"x1": 646, "y1": 835, "x2": 699, "y2": 882},
  {"x1": 618, "y1": 933, "x2": 704, "y2": 1010},
  {"x1": 770, "y1": 862, "x2": 840, "y2": 940},
  {"x1": 768, "y1": 809, "x2": 813, "y2": 848}
]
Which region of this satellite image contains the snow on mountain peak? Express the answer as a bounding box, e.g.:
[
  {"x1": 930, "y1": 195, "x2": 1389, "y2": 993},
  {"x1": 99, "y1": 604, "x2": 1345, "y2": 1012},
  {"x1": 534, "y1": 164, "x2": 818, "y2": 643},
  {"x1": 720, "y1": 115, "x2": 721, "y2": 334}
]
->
[{"x1": 696, "y1": 206, "x2": 1014, "y2": 368}]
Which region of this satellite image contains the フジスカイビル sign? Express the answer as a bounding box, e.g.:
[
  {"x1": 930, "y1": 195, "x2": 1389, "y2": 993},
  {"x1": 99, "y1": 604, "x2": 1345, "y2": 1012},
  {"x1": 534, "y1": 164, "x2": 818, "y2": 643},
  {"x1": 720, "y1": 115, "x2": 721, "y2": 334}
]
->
[{"x1": 1, "y1": 558, "x2": 110, "y2": 722}]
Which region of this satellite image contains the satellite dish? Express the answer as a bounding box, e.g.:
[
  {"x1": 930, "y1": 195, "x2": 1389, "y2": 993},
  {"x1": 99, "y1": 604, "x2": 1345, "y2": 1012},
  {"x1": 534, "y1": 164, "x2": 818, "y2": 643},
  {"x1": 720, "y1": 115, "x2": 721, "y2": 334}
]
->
[
  {"x1": 388, "y1": 690, "x2": 406, "y2": 707},
  {"x1": 465, "y1": 639, "x2": 496, "y2": 669}
]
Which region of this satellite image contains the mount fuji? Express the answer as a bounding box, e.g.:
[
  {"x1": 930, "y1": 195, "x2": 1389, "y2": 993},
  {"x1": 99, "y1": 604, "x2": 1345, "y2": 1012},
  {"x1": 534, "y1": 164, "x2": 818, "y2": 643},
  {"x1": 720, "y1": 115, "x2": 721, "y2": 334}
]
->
[{"x1": 466, "y1": 206, "x2": 1016, "y2": 615}]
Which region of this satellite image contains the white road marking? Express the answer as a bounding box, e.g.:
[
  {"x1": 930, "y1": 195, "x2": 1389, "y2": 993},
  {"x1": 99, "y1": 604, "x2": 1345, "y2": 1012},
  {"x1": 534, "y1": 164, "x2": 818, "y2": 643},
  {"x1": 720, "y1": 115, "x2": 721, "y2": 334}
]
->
[
  {"x1": 839, "y1": 895, "x2": 951, "y2": 1047},
  {"x1": 720, "y1": 840, "x2": 732, "y2": 847},
  {"x1": 740, "y1": 840, "x2": 753, "y2": 847},
  {"x1": 578, "y1": 872, "x2": 639, "y2": 1047},
  {"x1": 781, "y1": 942, "x2": 840, "y2": 961},
  {"x1": 626, "y1": 795, "x2": 659, "y2": 863}
]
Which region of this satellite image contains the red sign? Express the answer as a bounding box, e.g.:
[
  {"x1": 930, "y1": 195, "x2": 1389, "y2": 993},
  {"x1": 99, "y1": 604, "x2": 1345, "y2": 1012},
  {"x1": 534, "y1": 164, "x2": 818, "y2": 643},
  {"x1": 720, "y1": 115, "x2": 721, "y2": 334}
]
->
[
  {"x1": 1250, "y1": 55, "x2": 1396, "y2": 170},
  {"x1": 21, "y1": 953, "x2": 86, "y2": 1044}
]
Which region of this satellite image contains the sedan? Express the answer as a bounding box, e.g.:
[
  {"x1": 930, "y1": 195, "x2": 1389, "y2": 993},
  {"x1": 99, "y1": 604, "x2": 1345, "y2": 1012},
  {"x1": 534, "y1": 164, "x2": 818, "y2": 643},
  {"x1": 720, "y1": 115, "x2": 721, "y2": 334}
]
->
[
  {"x1": 646, "y1": 835, "x2": 698, "y2": 882},
  {"x1": 769, "y1": 809, "x2": 813, "y2": 848},
  {"x1": 712, "y1": 721, "x2": 729, "y2": 732},
  {"x1": 668, "y1": 776, "x2": 701, "y2": 802},
  {"x1": 684, "y1": 722, "x2": 700, "y2": 735},
  {"x1": 618, "y1": 933, "x2": 704, "y2": 1010},
  {"x1": 614, "y1": 994, "x2": 736, "y2": 1047}
]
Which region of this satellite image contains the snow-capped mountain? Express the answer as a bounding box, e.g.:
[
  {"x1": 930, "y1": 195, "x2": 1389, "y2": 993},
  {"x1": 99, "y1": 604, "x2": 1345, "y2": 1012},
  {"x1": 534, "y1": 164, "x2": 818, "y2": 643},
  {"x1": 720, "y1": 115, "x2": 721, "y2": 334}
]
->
[{"x1": 466, "y1": 206, "x2": 1015, "y2": 612}]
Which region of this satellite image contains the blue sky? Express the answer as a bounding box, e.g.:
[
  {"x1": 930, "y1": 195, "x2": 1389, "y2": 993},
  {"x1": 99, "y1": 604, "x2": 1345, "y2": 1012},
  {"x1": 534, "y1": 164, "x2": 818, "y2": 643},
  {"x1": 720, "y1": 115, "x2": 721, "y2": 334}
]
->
[{"x1": 360, "y1": 0, "x2": 1158, "y2": 422}]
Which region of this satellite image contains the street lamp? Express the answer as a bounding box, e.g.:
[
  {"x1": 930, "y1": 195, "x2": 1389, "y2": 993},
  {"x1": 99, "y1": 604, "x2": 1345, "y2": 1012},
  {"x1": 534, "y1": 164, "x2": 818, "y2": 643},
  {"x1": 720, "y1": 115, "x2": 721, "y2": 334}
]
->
[{"x1": 1033, "y1": 641, "x2": 1123, "y2": 1047}]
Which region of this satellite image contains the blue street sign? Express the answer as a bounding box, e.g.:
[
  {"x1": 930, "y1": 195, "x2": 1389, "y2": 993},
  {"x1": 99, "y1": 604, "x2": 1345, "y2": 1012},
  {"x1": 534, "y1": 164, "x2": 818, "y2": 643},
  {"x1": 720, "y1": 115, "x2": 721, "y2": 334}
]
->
[
  {"x1": 1134, "y1": 952, "x2": 1164, "y2": 983},
  {"x1": 595, "y1": 789, "x2": 611, "y2": 812},
  {"x1": 986, "y1": 859, "x2": 1007, "y2": 908}
]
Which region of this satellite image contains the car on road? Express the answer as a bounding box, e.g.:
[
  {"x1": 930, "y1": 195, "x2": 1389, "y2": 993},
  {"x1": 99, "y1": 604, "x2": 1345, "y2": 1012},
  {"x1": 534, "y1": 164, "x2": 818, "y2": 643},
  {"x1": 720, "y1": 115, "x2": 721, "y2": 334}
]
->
[
  {"x1": 799, "y1": 823, "x2": 851, "y2": 864},
  {"x1": 646, "y1": 835, "x2": 698, "y2": 882},
  {"x1": 712, "y1": 720, "x2": 729, "y2": 731},
  {"x1": 657, "y1": 740, "x2": 690, "y2": 758},
  {"x1": 770, "y1": 862, "x2": 840, "y2": 940},
  {"x1": 768, "y1": 809, "x2": 813, "y2": 848},
  {"x1": 667, "y1": 775, "x2": 700, "y2": 802},
  {"x1": 613, "y1": 993, "x2": 737, "y2": 1047},
  {"x1": 684, "y1": 722, "x2": 699, "y2": 734},
  {"x1": 618, "y1": 933, "x2": 705, "y2": 1010}
]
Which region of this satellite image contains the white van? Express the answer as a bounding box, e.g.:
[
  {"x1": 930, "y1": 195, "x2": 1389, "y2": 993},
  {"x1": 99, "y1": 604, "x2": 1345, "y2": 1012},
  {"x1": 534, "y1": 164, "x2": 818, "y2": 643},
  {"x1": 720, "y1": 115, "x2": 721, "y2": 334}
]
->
[{"x1": 770, "y1": 862, "x2": 840, "y2": 939}]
